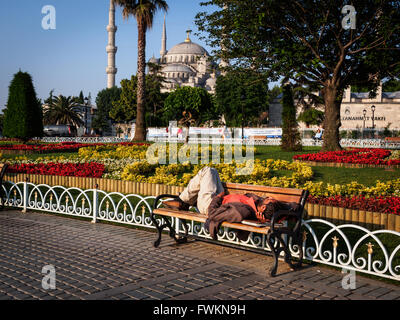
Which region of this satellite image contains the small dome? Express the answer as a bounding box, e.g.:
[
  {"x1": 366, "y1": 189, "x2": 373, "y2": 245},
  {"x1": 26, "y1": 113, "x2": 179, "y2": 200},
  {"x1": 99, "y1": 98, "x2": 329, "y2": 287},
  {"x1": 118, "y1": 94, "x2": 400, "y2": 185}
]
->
[
  {"x1": 166, "y1": 41, "x2": 209, "y2": 56},
  {"x1": 148, "y1": 55, "x2": 159, "y2": 64},
  {"x1": 206, "y1": 76, "x2": 216, "y2": 87},
  {"x1": 162, "y1": 64, "x2": 194, "y2": 73}
]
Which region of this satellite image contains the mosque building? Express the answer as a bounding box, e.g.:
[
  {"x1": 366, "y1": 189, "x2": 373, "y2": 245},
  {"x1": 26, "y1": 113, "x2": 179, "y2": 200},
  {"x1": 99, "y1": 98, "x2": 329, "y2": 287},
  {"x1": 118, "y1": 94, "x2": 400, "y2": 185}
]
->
[{"x1": 148, "y1": 17, "x2": 218, "y2": 94}]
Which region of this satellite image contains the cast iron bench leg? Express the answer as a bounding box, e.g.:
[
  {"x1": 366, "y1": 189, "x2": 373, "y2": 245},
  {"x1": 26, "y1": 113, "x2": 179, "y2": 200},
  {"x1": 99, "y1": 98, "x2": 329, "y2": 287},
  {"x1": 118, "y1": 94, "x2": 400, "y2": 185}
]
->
[
  {"x1": 150, "y1": 213, "x2": 168, "y2": 248},
  {"x1": 267, "y1": 232, "x2": 285, "y2": 277}
]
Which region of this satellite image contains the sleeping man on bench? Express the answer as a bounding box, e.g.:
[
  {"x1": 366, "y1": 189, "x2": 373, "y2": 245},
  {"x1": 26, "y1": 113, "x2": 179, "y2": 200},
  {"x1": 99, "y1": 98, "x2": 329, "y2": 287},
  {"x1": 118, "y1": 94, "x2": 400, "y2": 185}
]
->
[{"x1": 163, "y1": 166, "x2": 299, "y2": 240}]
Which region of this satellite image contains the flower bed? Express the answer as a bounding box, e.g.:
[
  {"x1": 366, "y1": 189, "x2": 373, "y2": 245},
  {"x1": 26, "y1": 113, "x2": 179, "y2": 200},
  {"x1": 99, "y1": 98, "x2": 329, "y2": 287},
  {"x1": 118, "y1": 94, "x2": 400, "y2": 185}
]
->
[
  {"x1": 307, "y1": 195, "x2": 400, "y2": 216},
  {"x1": 293, "y1": 148, "x2": 400, "y2": 166},
  {"x1": 0, "y1": 142, "x2": 150, "y2": 153},
  {"x1": 7, "y1": 162, "x2": 105, "y2": 178},
  {"x1": 120, "y1": 159, "x2": 313, "y2": 187}
]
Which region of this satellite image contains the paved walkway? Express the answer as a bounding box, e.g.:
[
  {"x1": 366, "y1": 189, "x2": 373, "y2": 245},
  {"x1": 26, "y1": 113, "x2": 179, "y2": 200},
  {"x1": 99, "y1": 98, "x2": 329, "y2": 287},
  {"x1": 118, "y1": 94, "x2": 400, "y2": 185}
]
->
[{"x1": 0, "y1": 210, "x2": 399, "y2": 300}]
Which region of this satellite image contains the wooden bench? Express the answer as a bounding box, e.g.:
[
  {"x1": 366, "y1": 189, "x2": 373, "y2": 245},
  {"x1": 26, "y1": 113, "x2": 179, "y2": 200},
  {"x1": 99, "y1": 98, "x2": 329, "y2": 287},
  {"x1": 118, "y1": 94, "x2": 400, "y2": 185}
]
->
[
  {"x1": 0, "y1": 163, "x2": 9, "y2": 210},
  {"x1": 150, "y1": 183, "x2": 309, "y2": 277}
]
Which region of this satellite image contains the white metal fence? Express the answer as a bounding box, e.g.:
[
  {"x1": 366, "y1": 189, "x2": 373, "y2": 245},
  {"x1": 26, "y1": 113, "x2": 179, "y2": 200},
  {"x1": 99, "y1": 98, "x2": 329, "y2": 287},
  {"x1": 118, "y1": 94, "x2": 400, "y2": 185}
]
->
[
  {"x1": 37, "y1": 136, "x2": 400, "y2": 149},
  {"x1": 2, "y1": 180, "x2": 399, "y2": 281},
  {"x1": 38, "y1": 137, "x2": 130, "y2": 144}
]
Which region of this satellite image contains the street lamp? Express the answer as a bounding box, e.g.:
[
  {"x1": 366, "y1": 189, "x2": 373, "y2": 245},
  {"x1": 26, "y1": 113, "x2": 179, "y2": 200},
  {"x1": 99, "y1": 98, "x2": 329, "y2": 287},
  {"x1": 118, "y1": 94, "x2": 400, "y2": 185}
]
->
[
  {"x1": 362, "y1": 109, "x2": 367, "y2": 139},
  {"x1": 241, "y1": 94, "x2": 245, "y2": 139},
  {"x1": 371, "y1": 105, "x2": 376, "y2": 138},
  {"x1": 84, "y1": 97, "x2": 89, "y2": 135}
]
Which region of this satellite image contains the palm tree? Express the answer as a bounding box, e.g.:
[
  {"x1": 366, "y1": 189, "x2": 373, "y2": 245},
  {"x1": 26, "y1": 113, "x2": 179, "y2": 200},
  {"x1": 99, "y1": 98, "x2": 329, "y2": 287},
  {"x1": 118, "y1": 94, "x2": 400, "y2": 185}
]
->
[
  {"x1": 113, "y1": 0, "x2": 168, "y2": 141},
  {"x1": 43, "y1": 95, "x2": 84, "y2": 128}
]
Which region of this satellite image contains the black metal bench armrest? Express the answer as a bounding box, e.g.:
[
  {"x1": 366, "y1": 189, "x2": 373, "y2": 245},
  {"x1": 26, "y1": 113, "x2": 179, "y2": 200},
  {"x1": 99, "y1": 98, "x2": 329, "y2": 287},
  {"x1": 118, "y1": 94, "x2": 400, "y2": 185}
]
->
[
  {"x1": 270, "y1": 190, "x2": 309, "y2": 234},
  {"x1": 152, "y1": 194, "x2": 180, "y2": 212}
]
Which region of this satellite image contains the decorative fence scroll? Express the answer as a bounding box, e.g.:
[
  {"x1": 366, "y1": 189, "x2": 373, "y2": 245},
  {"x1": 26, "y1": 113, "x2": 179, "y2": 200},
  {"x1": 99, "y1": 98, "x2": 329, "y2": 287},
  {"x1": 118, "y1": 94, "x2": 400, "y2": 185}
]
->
[{"x1": 2, "y1": 180, "x2": 399, "y2": 282}]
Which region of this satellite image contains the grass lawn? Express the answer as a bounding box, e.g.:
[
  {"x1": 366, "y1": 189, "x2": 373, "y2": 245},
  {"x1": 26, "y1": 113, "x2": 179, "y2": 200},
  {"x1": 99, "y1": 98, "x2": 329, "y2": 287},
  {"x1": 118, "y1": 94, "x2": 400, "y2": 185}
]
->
[
  {"x1": 255, "y1": 145, "x2": 321, "y2": 161},
  {"x1": 254, "y1": 145, "x2": 400, "y2": 186}
]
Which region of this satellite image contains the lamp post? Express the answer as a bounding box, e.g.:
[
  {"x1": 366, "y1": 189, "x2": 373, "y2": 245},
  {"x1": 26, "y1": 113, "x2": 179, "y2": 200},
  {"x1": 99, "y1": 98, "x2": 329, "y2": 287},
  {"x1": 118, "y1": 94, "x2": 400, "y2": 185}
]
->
[
  {"x1": 362, "y1": 109, "x2": 367, "y2": 139},
  {"x1": 371, "y1": 105, "x2": 376, "y2": 138},
  {"x1": 241, "y1": 94, "x2": 245, "y2": 140},
  {"x1": 84, "y1": 97, "x2": 89, "y2": 136}
]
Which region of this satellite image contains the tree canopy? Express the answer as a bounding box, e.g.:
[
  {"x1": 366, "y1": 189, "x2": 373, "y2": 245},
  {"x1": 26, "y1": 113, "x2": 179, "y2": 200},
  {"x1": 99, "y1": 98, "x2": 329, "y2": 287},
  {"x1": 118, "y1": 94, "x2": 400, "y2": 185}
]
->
[
  {"x1": 215, "y1": 69, "x2": 270, "y2": 127},
  {"x1": 109, "y1": 73, "x2": 167, "y2": 125},
  {"x1": 3, "y1": 71, "x2": 43, "y2": 140},
  {"x1": 196, "y1": 0, "x2": 400, "y2": 150},
  {"x1": 297, "y1": 108, "x2": 325, "y2": 127},
  {"x1": 163, "y1": 86, "x2": 215, "y2": 127},
  {"x1": 93, "y1": 86, "x2": 122, "y2": 135},
  {"x1": 43, "y1": 95, "x2": 84, "y2": 128}
]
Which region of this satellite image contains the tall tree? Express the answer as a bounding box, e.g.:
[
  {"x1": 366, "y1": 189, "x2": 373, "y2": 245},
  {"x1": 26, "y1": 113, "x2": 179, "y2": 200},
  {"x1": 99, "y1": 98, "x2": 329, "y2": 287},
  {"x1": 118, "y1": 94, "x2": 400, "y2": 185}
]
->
[
  {"x1": 45, "y1": 89, "x2": 55, "y2": 105},
  {"x1": 43, "y1": 95, "x2": 84, "y2": 128},
  {"x1": 93, "y1": 87, "x2": 122, "y2": 135},
  {"x1": 297, "y1": 108, "x2": 325, "y2": 128},
  {"x1": 3, "y1": 71, "x2": 43, "y2": 140},
  {"x1": 109, "y1": 74, "x2": 167, "y2": 126},
  {"x1": 113, "y1": 0, "x2": 169, "y2": 141},
  {"x1": 78, "y1": 91, "x2": 85, "y2": 104},
  {"x1": 196, "y1": 0, "x2": 400, "y2": 151},
  {"x1": 383, "y1": 78, "x2": 400, "y2": 92},
  {"x1": 280, "y1": 84, "x2": 302, "y2": 151},
  {"x1": 215, "y1": 69, "x2": 270, "y2": 127},
  {"x1": 163, "y1": 86, "x2": 215, "y2": 143}
]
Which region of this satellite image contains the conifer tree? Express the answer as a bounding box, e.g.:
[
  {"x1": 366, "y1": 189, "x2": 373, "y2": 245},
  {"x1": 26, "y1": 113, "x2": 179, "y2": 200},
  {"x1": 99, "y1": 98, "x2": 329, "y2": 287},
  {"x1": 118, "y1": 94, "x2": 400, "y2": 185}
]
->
[
  {"x1": 280, "y1": 84, "x2": 302, "y2": 151},
  {"x1": 3, "y1": 71, "x2": 43, "y2": 140}
]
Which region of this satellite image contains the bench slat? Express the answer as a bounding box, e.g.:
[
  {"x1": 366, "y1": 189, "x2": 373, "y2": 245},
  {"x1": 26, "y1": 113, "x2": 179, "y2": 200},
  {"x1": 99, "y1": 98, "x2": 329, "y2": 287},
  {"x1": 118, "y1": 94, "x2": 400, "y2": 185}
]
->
[
  {"x1": 224, "y1": 183, "x2": 304, "y2": 203},
  {"x1": 153, "y1": 208, "x2": 271, "y2": 234},
  {"x1": 224, "y1": 183, "x2": 304, "y2": 195}
]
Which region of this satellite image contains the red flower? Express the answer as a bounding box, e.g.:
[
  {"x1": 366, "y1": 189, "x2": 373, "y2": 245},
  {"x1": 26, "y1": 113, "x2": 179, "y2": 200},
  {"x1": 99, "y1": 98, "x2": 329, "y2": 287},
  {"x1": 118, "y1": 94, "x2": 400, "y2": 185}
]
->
[
  {"x1": 308, "y1": 195, "x2": 400, "y2": 216},
  {"x1": 8, "y1": 162, "x2": 105, "y2": 178},
  {"x1": 293, "y1": 148, "x2": 400, "y2": 166}
]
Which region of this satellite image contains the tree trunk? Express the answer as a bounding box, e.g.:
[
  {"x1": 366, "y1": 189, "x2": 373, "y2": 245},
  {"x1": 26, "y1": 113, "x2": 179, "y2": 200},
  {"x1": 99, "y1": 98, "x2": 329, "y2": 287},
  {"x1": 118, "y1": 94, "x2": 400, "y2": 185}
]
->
[
  {"x1": 185, "y1": 125, "x2": 190, "y2": 144},
  {"x1": 322, "y1": 85, "x2": 342, "y2": 151},
  {"x1": 133, "y1": 20, "x2": 147, "y2": 142}
]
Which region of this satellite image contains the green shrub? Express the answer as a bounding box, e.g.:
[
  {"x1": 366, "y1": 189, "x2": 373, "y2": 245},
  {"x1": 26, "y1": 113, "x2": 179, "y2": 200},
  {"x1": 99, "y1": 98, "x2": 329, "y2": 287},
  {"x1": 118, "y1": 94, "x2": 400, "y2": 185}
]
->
[
  {"x1": 280, "y1": 85, "x2": 302, "y2": 151},
  {"x1": 3, "y1": 71, "x2": 43, "y2": 140}
]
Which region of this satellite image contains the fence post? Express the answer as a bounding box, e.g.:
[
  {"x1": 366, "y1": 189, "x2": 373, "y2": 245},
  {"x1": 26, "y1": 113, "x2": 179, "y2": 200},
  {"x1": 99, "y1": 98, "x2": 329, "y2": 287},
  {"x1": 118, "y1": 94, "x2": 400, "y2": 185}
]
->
[
  {"x1": 21, "y1": 177, "x2": 29, "y2": 213},
  {"x1": 92, "y1": 184, "x2": 98, "y2": 224}
]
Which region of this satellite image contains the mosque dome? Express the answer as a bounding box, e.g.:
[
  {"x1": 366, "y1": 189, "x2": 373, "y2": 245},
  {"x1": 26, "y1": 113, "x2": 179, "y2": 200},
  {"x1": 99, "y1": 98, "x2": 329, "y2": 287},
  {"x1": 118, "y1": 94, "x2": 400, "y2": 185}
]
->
[
  {"x1": 148, "y1": 56, "x2": 159, "y2": 64},
  {"x1": 166, "y1": 41, "x2": 209, "y2": 56}
]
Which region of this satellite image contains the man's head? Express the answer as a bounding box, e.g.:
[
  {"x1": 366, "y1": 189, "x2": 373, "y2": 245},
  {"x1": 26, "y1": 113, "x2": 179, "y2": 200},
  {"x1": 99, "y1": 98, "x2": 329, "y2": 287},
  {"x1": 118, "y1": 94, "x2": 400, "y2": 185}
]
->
[{"x1": 256, "y1": 197, "x2": 280, "y2": 222}]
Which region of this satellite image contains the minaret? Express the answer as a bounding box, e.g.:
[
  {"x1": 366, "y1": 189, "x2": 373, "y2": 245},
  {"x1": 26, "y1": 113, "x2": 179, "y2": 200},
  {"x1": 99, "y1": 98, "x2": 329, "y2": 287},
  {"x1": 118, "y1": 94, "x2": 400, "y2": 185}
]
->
[
  {"x1": 160, "y1": 15, "x2": 167, "y2": 58},
  {"x1": 219, "y1": 4, "x2": 229, "y2": 74},
  {"x1": 106, "y1": 0, "x2": 118, "y2": 88}
]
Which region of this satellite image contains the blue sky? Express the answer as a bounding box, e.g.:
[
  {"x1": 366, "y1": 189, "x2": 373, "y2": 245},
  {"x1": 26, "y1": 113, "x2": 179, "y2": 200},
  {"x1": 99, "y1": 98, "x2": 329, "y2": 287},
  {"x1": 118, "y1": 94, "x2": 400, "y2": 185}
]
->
[{"x1": 0, "y1": 0, "x2": 217, "y2": 110}]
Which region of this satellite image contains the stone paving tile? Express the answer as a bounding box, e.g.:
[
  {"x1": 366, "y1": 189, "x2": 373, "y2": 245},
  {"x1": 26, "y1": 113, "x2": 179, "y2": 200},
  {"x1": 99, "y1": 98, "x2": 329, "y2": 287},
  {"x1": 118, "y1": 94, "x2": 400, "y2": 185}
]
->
[{"x1": 0, "y1": 210, "x2": 399, "y2": 301}]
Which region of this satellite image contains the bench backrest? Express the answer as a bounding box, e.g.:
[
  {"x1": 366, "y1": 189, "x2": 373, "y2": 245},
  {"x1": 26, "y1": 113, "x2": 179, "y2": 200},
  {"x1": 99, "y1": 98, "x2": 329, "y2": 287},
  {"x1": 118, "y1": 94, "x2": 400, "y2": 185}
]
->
[
  {"x1": 0, "y1": 163, "x2": 8, "y2": 181},
  {"x1": 223, "y1": 182, "x2": 304, "y2": 203}
]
